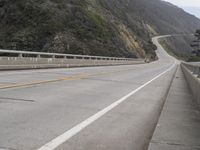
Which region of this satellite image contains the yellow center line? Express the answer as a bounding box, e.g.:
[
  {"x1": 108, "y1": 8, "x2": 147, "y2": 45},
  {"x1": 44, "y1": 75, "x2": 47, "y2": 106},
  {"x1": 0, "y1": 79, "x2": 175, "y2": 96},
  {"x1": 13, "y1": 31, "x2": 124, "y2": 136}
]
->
[{"x1": 0, "y1": 69, "x2": 131, "y2": 90}]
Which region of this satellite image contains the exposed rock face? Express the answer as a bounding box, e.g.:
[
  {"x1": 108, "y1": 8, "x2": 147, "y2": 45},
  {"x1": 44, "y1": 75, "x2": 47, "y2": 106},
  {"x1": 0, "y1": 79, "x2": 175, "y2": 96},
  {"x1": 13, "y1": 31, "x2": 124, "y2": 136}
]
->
[{"x1": 0, "y1": 0, "x2": 200, "y2": 59}]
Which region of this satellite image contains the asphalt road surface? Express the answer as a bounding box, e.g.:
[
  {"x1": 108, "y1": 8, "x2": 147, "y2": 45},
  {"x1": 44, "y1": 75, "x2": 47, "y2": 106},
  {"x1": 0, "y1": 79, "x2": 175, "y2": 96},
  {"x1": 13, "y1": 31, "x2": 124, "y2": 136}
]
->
[{"x1": 0, "y1": 36, "x2": 178, "y2": 150}]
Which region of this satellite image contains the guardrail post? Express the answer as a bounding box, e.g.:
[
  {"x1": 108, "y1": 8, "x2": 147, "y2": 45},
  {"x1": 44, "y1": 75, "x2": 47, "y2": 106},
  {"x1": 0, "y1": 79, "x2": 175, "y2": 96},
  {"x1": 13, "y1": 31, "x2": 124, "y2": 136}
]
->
[
  {"x1": 37, "y1": 54, "x2": 41, "y2": 58},
  {"x1": 18, "y1": 53, "x2": 23, "y2": 57},
  {"x1": 193, "y1": 67, "x2": 199, "y2": 75},
  {"x1": 198, "y1": 67, "x2": 200, "y2": 78}
]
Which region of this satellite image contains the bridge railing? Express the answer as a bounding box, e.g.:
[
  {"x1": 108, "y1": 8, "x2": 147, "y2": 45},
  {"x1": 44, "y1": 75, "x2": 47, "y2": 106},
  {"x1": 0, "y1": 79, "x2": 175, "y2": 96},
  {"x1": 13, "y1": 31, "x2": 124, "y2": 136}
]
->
[
  {"x1": 0, "y1": 49, "x2": 144, "y2": 70},
  {"x1": 181, "y1": 62, "x2": 200, "y2": 78},
  {"x1": 181, "y1": 62, "x2": 200, "y2": 108},
  {"x1": 0, "y1": 49, "x2": 137, "y2": 61}
]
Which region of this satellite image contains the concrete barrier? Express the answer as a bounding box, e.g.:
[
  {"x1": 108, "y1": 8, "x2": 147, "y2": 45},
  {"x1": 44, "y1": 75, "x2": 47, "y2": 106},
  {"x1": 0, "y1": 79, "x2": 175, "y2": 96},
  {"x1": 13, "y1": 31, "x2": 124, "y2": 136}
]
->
[
  {"x1": 0, "y1": 49, "x2": 144, "y2": 70},
  {"x1": 181, "y1": 62, "x2": 200, "y2": 108}
]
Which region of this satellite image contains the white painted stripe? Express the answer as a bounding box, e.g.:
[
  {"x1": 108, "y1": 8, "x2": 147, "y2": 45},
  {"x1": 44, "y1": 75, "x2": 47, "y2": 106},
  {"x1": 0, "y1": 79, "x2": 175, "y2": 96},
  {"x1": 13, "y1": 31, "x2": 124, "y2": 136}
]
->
[{"x1": 37, "y1": 63, "x2": 176, "y2": 150}]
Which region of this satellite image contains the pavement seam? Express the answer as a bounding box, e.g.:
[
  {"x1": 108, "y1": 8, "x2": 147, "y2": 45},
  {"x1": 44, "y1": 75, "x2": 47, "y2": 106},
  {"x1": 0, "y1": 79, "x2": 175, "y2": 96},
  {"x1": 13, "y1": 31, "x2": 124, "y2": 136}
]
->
[
  {"x1": 151, "y1": 140, "x2": 200, "y2": 148},
  {"x1": 82, "y1": 78, "x2": 144, "y2": 85},
  {"x1": 0, "y1": 147, "x2": 18, "y2": 150},
  {"x1": 0, "y1": 97, "x2": 35, "y2": 102}
]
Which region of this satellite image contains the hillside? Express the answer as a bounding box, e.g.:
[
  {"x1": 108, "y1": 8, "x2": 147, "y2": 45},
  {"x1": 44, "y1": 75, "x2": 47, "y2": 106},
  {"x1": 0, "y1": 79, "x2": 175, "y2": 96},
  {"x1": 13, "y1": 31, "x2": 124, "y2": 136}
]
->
[
  {"x1": 0, "y1": 0, "x2": 200, "y2": 59},
  {"x1": 159, "y1": 35, "x2": 200, "y2": 62},
  {"x1": 159, "y1": 35, "x2": 193, "y2": 60}
]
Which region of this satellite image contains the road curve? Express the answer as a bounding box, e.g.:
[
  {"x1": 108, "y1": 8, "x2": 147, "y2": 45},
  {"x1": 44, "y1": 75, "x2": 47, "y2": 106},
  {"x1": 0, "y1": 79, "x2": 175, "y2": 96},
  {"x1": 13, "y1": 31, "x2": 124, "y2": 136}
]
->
[{"x1": 0, "y1": 36, "x2": 177, "y2": 150}]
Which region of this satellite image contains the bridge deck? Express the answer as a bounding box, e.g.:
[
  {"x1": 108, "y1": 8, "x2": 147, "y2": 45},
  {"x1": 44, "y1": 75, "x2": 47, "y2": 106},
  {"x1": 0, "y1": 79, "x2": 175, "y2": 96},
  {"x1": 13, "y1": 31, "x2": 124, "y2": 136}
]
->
[{"x1": 148, "y1": 66, "x2": 200, "y2": 150}]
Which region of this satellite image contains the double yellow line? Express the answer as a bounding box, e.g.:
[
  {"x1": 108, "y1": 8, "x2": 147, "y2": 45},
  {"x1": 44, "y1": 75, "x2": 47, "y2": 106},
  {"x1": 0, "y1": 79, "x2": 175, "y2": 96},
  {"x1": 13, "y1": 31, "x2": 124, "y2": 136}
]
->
[{"x1": 0, "y1": 69, "x2": 130, "y2": 90}]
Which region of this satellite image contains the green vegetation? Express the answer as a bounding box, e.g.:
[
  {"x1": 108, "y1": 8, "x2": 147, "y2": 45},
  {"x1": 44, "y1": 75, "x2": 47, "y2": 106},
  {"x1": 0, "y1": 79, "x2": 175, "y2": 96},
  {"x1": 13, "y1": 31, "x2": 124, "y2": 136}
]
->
[
  {"x1": 190, "y1": 29, "x2": 200, "y2": 56},
  {"x1": 188, "y1": 56, "x2": 200, "y2": 62},
  {"x1": 82, "y1": 9, "x2": 111, "y2": 41},
  {"x1": 0, "y1": 0, "x2": 200, "y2": 58},
  {"x1": 67, "y1": 6, "x2": 112, "y2": 42}
]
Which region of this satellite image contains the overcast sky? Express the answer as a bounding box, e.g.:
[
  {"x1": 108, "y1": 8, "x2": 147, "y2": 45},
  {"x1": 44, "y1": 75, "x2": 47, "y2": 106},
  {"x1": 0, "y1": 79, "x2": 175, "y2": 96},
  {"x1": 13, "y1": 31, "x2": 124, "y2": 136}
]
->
[
  {"x1": 164, "y1": 0, "x2": 200, "y2": 7},
  {"x1": 163, "y1": 0, "x2": 200, "y2": 18}
]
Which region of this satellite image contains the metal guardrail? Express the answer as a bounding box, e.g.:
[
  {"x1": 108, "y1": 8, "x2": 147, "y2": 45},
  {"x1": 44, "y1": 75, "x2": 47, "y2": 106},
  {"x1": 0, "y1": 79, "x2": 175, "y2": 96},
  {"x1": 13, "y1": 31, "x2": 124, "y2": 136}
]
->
[
  {"x1": 0, "y1": 49, "x2": 139, "y2": 61},
  {"x1": 182, "y1": 62, "x2": 200, "y2": 78}
]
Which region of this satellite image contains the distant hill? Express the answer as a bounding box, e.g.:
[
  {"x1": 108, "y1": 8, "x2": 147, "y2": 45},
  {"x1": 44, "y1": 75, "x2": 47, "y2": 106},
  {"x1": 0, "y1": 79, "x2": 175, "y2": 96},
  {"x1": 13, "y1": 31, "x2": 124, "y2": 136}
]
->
[
  {"x1": 160, "y1": 35, "x2": 193, "y2": 59},
  {"x1": 0, "y1": 0, "x2": 200, "y2": 59}
]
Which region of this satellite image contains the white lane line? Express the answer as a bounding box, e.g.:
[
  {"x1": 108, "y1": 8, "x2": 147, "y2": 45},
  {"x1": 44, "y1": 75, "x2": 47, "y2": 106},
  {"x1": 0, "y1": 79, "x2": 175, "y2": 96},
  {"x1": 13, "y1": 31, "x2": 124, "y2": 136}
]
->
[{"x1": 37, "y1": 63, "x2": 176, "y2": 150}]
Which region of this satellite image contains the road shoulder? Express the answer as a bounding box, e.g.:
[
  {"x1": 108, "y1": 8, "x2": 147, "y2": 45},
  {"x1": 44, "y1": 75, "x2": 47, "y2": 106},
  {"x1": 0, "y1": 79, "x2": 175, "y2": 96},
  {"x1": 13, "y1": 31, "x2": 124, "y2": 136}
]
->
[{"x1": 148, "y1": 66, "x2": 200, "y2": 150}]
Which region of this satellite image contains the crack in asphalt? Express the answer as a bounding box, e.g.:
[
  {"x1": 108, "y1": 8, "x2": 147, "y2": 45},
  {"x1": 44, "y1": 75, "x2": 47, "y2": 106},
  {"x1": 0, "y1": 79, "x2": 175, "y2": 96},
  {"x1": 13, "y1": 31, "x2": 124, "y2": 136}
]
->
[
  {"x1": 0, "y1": 97, "x2": 35, "y2": 102},
  {"x1": 0, "y1": 147, "x2": 18, "y2": 150}
]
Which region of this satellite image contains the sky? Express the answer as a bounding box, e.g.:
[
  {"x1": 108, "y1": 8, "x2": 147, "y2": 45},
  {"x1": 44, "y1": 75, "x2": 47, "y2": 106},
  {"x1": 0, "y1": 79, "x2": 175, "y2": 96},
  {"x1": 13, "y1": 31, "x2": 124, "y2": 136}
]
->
[
  {"x1": 164, "y1": 0, "x2": 200, "y2": 18},
  {"x1": 164, "y1": 0, "x2": 200, "y2": 7}
]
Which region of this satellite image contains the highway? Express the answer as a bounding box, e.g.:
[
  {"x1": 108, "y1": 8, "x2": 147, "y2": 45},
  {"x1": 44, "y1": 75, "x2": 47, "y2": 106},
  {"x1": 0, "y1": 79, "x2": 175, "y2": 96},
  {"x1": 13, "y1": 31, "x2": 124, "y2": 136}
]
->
[{"x1": 0, "y1": 36, "x2": 178, "y2": 150}]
